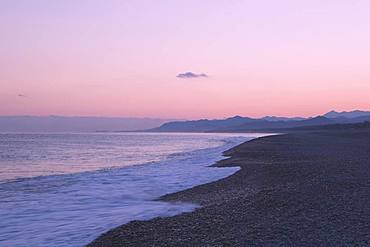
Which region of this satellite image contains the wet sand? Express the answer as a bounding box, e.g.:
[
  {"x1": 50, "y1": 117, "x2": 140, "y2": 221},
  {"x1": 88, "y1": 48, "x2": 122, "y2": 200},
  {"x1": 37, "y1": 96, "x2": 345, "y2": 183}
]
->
[{"x1": 88, "y1": 130, "x2": 370, "y2": 246}]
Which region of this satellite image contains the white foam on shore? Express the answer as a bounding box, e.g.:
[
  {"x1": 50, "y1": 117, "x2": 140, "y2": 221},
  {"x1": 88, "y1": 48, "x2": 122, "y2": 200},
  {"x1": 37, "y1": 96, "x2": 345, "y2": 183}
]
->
[{"x1": 0, "y1": 133, "x2": 266, "y2": 247}]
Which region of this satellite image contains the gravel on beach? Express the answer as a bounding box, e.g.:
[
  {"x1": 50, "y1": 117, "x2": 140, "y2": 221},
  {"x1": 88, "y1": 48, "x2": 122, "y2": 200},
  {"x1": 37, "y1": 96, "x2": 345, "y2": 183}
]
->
[{"x1": 88, "y1": 130, "x2": 370, "y2": 246}]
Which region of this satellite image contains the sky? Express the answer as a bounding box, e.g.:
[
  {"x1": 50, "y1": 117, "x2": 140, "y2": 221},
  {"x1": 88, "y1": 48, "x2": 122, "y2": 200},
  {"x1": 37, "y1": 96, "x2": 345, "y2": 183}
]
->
[{"x1": 1, "y1": 0, "x2": 370, "y2": 119}]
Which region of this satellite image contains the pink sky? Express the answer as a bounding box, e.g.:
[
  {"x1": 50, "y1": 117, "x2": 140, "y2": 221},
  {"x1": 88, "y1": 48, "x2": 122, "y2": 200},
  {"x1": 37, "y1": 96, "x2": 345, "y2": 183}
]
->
[{"x1": 1, "y1": 0, "x2": 370, "y2": 119}]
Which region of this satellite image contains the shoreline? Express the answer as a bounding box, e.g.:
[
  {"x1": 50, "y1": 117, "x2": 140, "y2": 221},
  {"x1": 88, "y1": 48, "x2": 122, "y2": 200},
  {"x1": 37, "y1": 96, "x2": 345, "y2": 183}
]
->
[
  {"x1": 88, "y1": 129, "x2": 370, "y2": 246},
  {"x1": 1, "y1": 133, "x2": 257, "y2": 247}
]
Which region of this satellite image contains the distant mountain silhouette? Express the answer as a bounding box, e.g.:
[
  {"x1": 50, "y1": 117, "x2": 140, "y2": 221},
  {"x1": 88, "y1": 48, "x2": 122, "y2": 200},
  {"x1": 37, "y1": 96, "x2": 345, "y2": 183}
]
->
[
  {"x1": 150, "y1": 116, "x2": 256, "y2": 132},
  {"x1": 213, "y1": 116, "x2": 335, "y2": 132},
  {"x1": 149, "y1": 111, "x2": 370, "y2": 132},
  {"x1": 150, "y1": 116, "x2": 333, "y2": 132},
  {"x1": 324, "y1": 110, "x2": 370, "y2": 119},
  {"x1": 261, "y1": 116, "x2": 306, "y2": 122},
  {"x1": 3, "y1": 110, "x2": 370, "y2": 133},
  {"x1": 278, "y1": 121, "x2": 370, "y2": 132}
]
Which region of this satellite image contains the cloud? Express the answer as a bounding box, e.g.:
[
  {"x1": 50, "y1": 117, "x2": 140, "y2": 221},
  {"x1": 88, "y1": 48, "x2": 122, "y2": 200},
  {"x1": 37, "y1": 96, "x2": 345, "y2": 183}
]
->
[{"x1": 176, "y1": 72, "x2": 208, "y2": 79}]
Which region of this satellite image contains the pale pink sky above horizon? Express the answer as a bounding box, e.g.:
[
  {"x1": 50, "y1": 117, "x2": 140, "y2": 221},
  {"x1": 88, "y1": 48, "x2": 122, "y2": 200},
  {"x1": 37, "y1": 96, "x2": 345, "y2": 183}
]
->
[{"x1": 1, "y1": 0, "x2": 370, "y2": 119}]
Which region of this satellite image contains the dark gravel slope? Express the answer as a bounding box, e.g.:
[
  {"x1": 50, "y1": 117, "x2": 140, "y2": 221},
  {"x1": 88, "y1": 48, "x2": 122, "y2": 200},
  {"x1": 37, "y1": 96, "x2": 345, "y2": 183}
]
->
[{"x1": 88, "y1": 130, "x2": 370, "y2": 246}]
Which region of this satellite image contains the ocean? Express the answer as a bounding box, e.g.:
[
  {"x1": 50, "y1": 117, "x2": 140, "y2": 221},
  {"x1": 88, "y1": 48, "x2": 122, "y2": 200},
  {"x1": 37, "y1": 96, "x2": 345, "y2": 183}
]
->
[{"x1": 0, "y1": 132, "x2": 265, "y2": 246}]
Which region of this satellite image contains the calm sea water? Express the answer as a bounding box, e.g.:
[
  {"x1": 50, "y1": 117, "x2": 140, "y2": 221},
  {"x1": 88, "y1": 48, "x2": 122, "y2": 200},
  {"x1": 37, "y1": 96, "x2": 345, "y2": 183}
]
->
[{"x1": 0, "y1": 132, "x2": 265, "y2": 247}]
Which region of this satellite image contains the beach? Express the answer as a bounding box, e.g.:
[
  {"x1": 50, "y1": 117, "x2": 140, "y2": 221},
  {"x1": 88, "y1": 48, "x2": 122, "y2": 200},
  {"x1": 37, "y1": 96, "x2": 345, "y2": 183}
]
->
[
  {"x1": 0, "y1": 133, "x2": 258, "y2": 247},
  {"x1": 88, "y1": 129, "x2": 370, "y2": 246}
]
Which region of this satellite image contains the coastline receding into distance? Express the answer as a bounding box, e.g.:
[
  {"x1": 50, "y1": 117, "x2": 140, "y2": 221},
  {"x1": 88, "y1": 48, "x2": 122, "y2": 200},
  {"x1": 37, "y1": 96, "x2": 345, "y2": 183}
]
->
[
  {"x1": 3, "y1": 1, "x2": 370, "y2": 246},
  {"x1": 0, "y1": 132, "x2": 266, "y2": 247},
  {"x1": 89, "y1": 126, "x2": 370, "y2": 246}
]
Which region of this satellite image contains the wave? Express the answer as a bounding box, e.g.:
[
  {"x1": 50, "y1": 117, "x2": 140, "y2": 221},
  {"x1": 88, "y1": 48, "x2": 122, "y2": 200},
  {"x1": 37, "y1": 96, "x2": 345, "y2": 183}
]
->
[{"x1": 0, "y1": 134, "x2": 256, "y2": 247}]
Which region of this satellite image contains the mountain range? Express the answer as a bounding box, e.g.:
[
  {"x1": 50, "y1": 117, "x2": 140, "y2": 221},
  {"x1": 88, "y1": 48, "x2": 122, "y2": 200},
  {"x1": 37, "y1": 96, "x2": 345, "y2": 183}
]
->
[
  {"x1": 323, "y1": 110, "x2": 370, "y2": 119},
  {"x1": 1, "y1": 110, "x2": 369, "y2": 133},
  {"x1": 149, "y1": 110, "x2": 370, "y2": 132}
]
